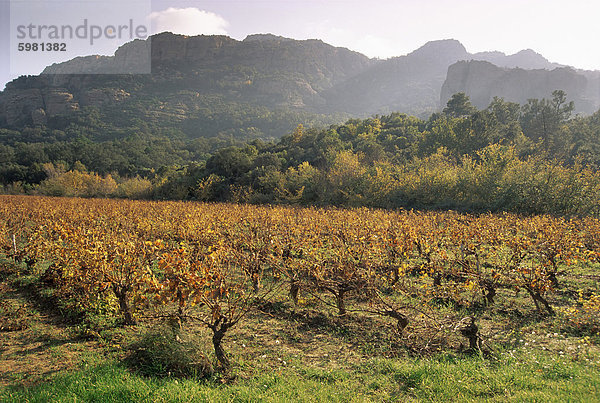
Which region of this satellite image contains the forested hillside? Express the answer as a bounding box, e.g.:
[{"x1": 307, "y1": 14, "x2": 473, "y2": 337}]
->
[{"x1": 4, "y1": 91, "x2": 600, "y2": 216}]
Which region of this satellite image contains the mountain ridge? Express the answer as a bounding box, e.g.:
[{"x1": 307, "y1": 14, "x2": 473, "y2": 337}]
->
[{"x1": 1, "y1": 33, "x2": 598, "y2": 132}]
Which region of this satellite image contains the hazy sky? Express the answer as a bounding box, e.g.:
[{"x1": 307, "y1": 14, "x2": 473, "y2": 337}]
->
[{"x1": 2, "y1": 0, "x2": 600, "y2": 89}]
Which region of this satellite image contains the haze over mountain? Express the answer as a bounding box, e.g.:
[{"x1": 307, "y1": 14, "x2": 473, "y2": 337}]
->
[
  {"x1": 1, "y1": 32, "x2": 599, "y2": 136},
  {"x1": 441, "y1": 60, "x2": 600, "y2": 113}
]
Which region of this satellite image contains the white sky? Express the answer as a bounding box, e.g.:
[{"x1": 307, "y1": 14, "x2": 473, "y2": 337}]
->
[
  {"x1": 2, "y1": 0, "x2": 600, "y2": 89},
  {"x1": 149, "y1": 0, "x2": 600, "y2": 69}
]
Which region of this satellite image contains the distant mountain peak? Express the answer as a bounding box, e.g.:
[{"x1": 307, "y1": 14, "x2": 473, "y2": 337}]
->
[
  {"x1": 411, "y1": 39, "x2": 468, "y2": 56},
  {"x1": 2, "y1": 33, "x2": 598, "y2": 132},
  {"x1": 244, "y1": 33, "x2": 295, "y2": 42},
  {"x1": 418, "y1": 39, "x2": 466, "y2": 48},
  {"x1": 515, "y1": 48, "x2": 539, "y2": 55},
  {"x1": 405, "y1": 39, "x2": 469, "y2": 67},
  {"x1": 471, "y1": 48, "x2": 562, "y2": 70}
]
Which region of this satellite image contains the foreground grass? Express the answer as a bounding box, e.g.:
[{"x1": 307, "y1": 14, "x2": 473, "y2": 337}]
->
[
  {"x1": 1, "y1": 349, "x2": 599, "y2": 402},
  {"x1": 1, "y1": 261, "x2": 599, "y2": 402}
]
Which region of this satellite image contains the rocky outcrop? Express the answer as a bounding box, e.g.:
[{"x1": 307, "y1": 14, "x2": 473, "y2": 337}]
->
[
  {"x1": 441, "y1": 60, "x2": 596, "y2": 113},
  {"x1": 43, "y1": 55, "x2": 113, "y2": 75},
  {"x1": 43, "y1": 89, "x2": 79, "y2": 116},
  {"x1": 1, "y1": 88, "x2": 44, "y2": 126},
  {"x1": 31, "y1": 108, "x2": 47, "y2": 125},
  {"x1": 80, "y1": 89, "x2": 130, "y2": 107},
  {"x1": 0, "y1": 87, "x2": 80, "y2": 126},
  {"x1": 441, "y1": 61, "x2": 508, "y2": 109},
  {"x1": 243, "y1": 34, "x2": 296, "y2": 43},
  {"x1": 580, "y1": 71, "x2": 600, "y2": 113},
  {"x1": 324, "y1": 40, "x2": 575, "y2": 116},
  {"x1": 150, "y1": 33, "x2": 235, "y2": 65},
  {"x1": 36, "y1": 32, "x2": 373, "y2": 114},
  {"x1": 43, "y1": 40, "x2": 150, "y2": 74},
  {"x1": 2, "y1": 34, "x2": 600, "y2": 129}
]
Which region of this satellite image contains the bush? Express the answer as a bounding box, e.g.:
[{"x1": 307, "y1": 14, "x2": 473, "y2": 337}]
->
[
  {"x1": 37, "y1": 171, "x2": 117, "y2": 198},
  {"x1": 116, "y1": 176, "x2": 152, "y2": 199},
  {"x1": 557, "y1": 292, "x2": 600, "y2": 340},
  {"x1": 126, "y1": 326, "x2": 214, "y2": 378}
]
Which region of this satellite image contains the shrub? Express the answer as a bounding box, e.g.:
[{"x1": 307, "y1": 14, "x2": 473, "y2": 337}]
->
[{"x1": 126, "y1": 326, "x2": 214, "y2": 378}]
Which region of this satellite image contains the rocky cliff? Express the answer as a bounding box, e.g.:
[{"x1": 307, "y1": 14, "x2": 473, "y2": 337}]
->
[
  {"x1": 0, "y1": 79, "x2": 132, "y2": 126},
  {"x1": 1, "y1": 33, "x2": 599, "y2": 131},
  {"x1": 441, "y1": 60, "x2": 598, "y2": 113},
  {"x1": 1, "y1": 32, "x2": 373, "y2": 127},
  {"x1": 322, "y1": 40, "x2": 573, "y2": 117}
]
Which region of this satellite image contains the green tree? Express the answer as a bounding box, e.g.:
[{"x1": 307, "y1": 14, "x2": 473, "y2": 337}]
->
[
  {"x1": 443, "y1": 93, "x2": 477, "y2": 118},
  {"x1": 521, "y1": 90, "x2": 574, "y2": 157}
]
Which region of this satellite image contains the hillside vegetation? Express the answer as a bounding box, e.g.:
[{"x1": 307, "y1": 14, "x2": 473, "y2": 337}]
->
[{"x1": 5, "y1": 92, "x2": 600, "y2": 216}]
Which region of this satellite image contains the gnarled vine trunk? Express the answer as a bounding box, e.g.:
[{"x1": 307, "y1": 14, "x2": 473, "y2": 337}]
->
[
  {"x1": 112, "y1": 284, "x2": 136, "y2": 325},
  {"x1": 289, "y1": 278, "x2": 300, "y2": 306},
  {"x1": 212, "y1": 329, "x2": 230, "y2": 369},
  {"x1": 527, "y1": 288, "x2": 554, "y2": 316},
  {"x1": 336, "y1": 289, "x2": 346, "y2": 316}
]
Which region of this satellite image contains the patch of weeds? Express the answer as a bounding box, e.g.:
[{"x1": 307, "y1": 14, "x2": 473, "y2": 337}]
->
[
  {"x1": 11, "y1": 273, "x2": 39, "y2": 289},
  {"x1": 68, "y1": 315, "x2": 120, "y2": 341},
  {"x1": 125, "y1": 325, "x2": 214, "y2": 379},
  {"x1": 429, "y1": 296, "x2": 463, "y2": 309},
  {"x1": 295, "y1": 309, "x2": 332, "y2": 330},
  {"x1": 256, "y1": 299, "x2": 289, "y2": 315},
  {"x1": 299, "y1": 367, "x2": 348, "y2": 384},
  {"x1": 541, "y1": 362, "x2": 574, "y2": 381},
  {"x1": 0, "y1": 299, "x2": 31, "y2": 331},
  {"x1": 394, "y1": 370, "x2": 424, "y2": 391}
]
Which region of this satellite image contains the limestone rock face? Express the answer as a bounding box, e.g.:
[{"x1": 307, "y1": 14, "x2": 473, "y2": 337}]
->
[
  {"x1": 35, "y1": 32, "x2": 373, "y2": 115},
  {"x1": 147, "y1": 32, "x2": 373, "y2": 99},
  {"x1": 441, "y1": 60, "x2": 595, "y2": 113},
  {"x1": 323, "y1": 39, "x2": 471, "y2": 116},
  {"x1": 2, "y1": 34, "x2": 600, "y2": 129},
  {"x1": 150, "y1": 33, "x2": 235, "y2": 65},
  {"x1": 2, "y1": 89, "x2": 44, "y2": 126},
  {"x1": 43, "y1": 55, "x2": 113, "y2": 75},
  {"x1": 43, "y1": 40, "x2": 150, "y2": 74},
  {"x1": 80, "y1": 89, "x2": 130, "y2": 107},
  {"x1": 113, "y1": 39, "x2": 151, "y2": 73},
  {"x1": 441, "y1": 61, "x2": 508, "y2": 108},
  {"x1": 43, "y1": 89, "x2": 79, "y2": 116},
  {"x1": 31, "y1": 108, "x2": 47, "y2": 125},
  {"x1": 0, "y1": 86, "x2": 81, "y2": 126}
]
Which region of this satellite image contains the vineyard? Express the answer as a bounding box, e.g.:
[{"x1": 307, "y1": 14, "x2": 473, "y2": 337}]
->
[{"x1": 1, "y1": 195, "x2": 600, "y2": 400}]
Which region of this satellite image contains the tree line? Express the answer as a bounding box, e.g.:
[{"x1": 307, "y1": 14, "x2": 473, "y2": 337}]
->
[{"x1": 5, "y1": 91, "x2": 600, "y2": 215}]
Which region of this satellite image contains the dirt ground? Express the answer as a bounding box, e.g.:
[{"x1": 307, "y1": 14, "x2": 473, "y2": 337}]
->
[{"x1": 0, "y1": 279, "x2": 100, "y2": 387}]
